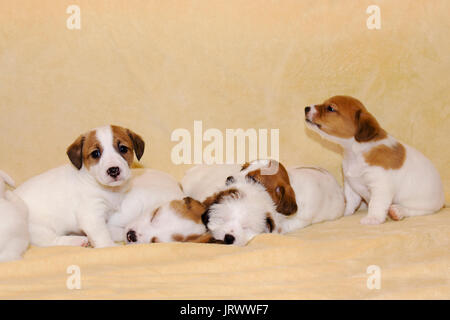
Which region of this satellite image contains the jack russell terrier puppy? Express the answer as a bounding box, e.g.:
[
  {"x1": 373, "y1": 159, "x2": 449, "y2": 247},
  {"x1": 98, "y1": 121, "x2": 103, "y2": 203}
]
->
[
  {"x1": 14, "y1": 125, "x2": 145, "y2": 247},
  {"x1": 124, "y1": 196, "x2": 215, "y2": 244},
  {"x1": 107, "y1": 168, "x2": 212, "y2": 244},
  {"x1": 183, "y1": 160, "x2": 344, "y2": 245},
  {"x1": 305, "y1": 95, "x2": 445, "y2": 224},
  {"x1": 0, "y1": 171, "x2": 29, "y2": 262}
]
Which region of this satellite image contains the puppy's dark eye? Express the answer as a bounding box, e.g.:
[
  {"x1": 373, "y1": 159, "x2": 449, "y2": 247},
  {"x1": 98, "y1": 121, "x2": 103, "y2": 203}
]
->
[
  {"x1": 91, "y1": 150, "x2": 101, "y2": 159},
  {"x1": 327, "y1": 105, "x2": 336, "y2": 112},
  {"x1": 246, "y1": 174, "x2": 257, "y2": 183},
  {"x1": 119, "y1": 145, "x2": 128, "y2": 154}
]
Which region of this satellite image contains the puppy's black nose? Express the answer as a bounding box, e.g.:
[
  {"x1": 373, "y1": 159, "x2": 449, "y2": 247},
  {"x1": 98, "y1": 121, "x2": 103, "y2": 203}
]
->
[
  {"x1": 126, "y1": 230, "x2": 137, "y2": 242},
  {"x1": 224, "y1": 234, "x2": 235, "y2": 245},
  {"x1": 305, "y1": 106, "x2": 311, "y2": 114},
  {"x1": 107, "y1": 167, "x2": 120, "y2": 178}
]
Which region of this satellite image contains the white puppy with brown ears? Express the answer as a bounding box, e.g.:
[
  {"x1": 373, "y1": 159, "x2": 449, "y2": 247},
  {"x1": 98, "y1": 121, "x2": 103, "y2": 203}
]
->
[
  {"x1": 305, "y1": 95, "x2": 445, "y2": 224},
  {"x1": 0, "y1": 171, "x2": 29, "y2": 262},
  {"x1": 106, "y1": 168, "x2": 211, "y2": 244},
  {"x1": 183, "y1": 160, "x2": 345, "y2": 246},
  {"x1": 15, "y1": 125, "x2": 145, "y2": 247}
]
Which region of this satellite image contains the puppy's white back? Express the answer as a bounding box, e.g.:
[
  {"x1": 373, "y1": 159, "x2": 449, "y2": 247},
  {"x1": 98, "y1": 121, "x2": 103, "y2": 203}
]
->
[
  {"x1": 284, "y1": 167, "x2": 345, "y2": 231},
  {"x1": 181, "y1": 164, "x2": 241, "y2": 201}
]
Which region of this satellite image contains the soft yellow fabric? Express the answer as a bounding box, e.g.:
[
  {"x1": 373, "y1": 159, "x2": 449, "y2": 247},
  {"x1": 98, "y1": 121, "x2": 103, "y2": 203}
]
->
[
  {"x1": 0, "y1": 0, "x2": 449, "y2": 200},
  {"x1": 0, "y1": 209, "x2": 448, "y2": 299},
  {"x1": 0, "y1": 1, "x2": 449, "y2": 299}
]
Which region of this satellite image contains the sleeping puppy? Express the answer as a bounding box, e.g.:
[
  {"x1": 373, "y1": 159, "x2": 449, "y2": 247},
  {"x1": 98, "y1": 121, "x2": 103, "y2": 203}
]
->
[
  {"x1": 197, "y1": 160, "x2": 345, "y2": 245},
  {"x1": 107, "y1": 168, "x2": 186, "y2": 242},
  {"x1": 238, "y1": 160, "x2": 345, "y2": 232},
  {"x1": 15, "y1": 125, "x2": 145, "y2": 247},
  {"x1": 181, "y1": 162, "x2": 298, "y2": 216},
  {"x1": 0, "y1": 171, "x2": 29, "y2": 262},
  {"x1": 124, "y1": 197, "x2": 215, "y2": 244},
  {"x1": 201, "y1": 179, "x2": 277, "y2": 246},
  {"x1": 305, "y1": 95, "x2": 445, "y2": 224}
]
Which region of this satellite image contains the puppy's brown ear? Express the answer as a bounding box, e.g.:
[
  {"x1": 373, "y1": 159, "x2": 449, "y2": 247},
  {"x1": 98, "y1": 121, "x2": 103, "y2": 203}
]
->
[
  {"x1": 202, "y1": 189, "x2": 240, "y2": 208},
  {"x1": 355, "y1": 110, "x2": 384, "y2": 142},
  {"x1": 274, "y1": 185, "x2": 298, "y2": 216},
  {"x1": 127, "y1": 129, "x2": 145, "y2": 160},
  {"x1": 66, "y1": 135, "x2": 85, "y2": 170}
]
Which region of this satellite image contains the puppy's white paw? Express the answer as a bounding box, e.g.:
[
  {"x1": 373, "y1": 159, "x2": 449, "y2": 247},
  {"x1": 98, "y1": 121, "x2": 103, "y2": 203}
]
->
[
  {"x1": 72, "y1": 236, "x2": 90, "y2": 247},
  {"x1": 388, "y1": 205, "x2": 405, "y2": 221},
  {"x1": 344, "y1": 209, "x2": 355, "y2": 216},
  {"x1": 360, "y1": 215, "x2": 385, "y2": 225}
]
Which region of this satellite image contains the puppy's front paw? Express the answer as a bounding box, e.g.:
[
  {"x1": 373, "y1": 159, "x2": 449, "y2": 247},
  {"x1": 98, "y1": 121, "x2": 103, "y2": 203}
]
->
[
  {"x1": 360, "y1": 215, "x2": 385, "y2": 225},
  {"x1": 80, "y1": 238, "x2": 90, "y2": 247},
  {"x1": 344, "y1": 209, "x2": 355, "y2": 216},
  {"x1": 388, "y1": 205, "x2": 405, "y2": 221}
]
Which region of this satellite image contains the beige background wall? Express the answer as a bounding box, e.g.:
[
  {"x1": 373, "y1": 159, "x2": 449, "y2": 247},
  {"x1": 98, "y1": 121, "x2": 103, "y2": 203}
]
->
[{"x1": 1, "y1": 0, "x2": 449, "y2": 201}]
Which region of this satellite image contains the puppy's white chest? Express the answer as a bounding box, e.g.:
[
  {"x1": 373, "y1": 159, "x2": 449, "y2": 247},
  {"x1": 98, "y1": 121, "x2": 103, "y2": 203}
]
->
[{"x1": 343, "y1": 155, "x2": 371, "y2": 201}]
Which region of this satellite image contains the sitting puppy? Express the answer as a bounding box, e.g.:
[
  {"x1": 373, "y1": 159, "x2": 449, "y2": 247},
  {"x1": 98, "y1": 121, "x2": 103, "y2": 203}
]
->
[
  {"x1": 184, "y1": 160, "x2": 344, "y2": 245},
  {"x1": 15, "y1": 125, "x2": 145, "y2": 247},
  {"x1": 305, "y1": 95, "x2": 445, "y2": 224},
  {"x1": 0, "y1": 171, "x2": 29, "y2": 262},
  {"x1": 124, "y1": 197, "x2": 213, "y2": 244}
]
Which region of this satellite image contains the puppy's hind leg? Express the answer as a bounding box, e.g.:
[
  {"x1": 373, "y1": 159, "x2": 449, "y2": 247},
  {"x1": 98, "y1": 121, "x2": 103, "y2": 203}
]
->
[
  {"x1": 388, "y1": 204, "x2": 437, "y2": 221},
  {"x1": 30, "y1": 224, "x2": 89, "y2": 247},
  {"x1": 54, "y1": 236, "x2": 90, "y2": 247}
]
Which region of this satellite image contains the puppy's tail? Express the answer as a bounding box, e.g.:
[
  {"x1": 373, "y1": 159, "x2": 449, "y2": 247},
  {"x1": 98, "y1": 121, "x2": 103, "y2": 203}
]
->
[{"x1": 0, "y1": 170, "x2": 15, "y2": 198}]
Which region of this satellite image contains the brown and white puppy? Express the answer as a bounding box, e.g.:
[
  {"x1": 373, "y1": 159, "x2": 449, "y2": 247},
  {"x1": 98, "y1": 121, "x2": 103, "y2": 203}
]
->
[
  {"x1": 124, "y1": 197, "x2": 217, "y2": 244},
  {"x1": 14, "y1": 125, "x2": 145, "y2": 247},
  {"x1": 199, "y1": 160, "x2": 344, "y2": 245},
  {"x1": 305, "y1": 95, "x2": 444, "y2": 224},
  {"x1": 181, "y1": 162, "x2": 298, "y2": 217}
]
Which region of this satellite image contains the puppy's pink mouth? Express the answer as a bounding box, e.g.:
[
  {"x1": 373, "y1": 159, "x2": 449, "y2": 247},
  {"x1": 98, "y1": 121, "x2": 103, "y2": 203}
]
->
[{"x1": 306, "y1": 119, "x2": 321, "y2": 129}]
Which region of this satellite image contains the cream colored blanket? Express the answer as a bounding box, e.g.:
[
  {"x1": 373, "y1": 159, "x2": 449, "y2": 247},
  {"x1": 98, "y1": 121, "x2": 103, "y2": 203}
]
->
[{"x1": 1, "y1": 209, "x2": 448, "y2": 299}]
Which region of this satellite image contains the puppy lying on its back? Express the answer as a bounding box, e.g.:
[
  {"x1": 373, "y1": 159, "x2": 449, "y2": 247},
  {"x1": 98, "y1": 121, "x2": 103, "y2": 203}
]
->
[
  {"x1": 0, "y1": 171, "x2": 29, "y2": 262},
  {"x1": 305, "y1": 95, "x2": 445, "y2": 224}
]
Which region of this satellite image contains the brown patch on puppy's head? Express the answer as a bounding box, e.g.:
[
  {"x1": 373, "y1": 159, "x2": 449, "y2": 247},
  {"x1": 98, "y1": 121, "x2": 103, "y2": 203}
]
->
[
  {"x1": 306, "y1": 96, "x2": 387, "y2": 142},
  {"x1": 170, "y1": 197, "x2": 206, "y2": 224},
  {"x1": 111, "y1": 125, "x2": 145, "y2": 164},
  {"x1": 201, "y1": 189, "x2": 241, "y2": 228},
  {"x1": 67, "y1": 130, "x2": 103, "y2": 170},
  {"x1": 244, "y1": 160, "x2": 297, "y2": 216},
  {"x1": 66, "y1": 125, "x2": 145, "y2": 171}
]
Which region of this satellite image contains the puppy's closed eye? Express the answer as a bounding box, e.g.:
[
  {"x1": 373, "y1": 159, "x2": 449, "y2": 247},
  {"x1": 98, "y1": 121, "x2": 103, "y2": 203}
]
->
[
  {"x1": 225, "y1": 176, "x2": 235, "y2": 186},
  {"x1": 265, "y1": 214, "x2": 275, "y2": 233}
]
